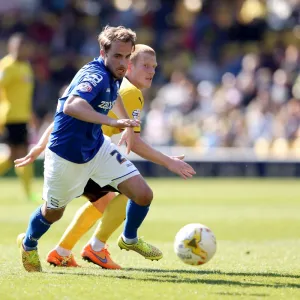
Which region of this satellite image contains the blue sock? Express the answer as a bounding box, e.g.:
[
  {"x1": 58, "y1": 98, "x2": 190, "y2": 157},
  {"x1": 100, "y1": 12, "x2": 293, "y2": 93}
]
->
[
  {"x1": 123, "y1": 200, "x2": 149, "y2": 240},
  {"x1": 23, "y1": 206, "x2": 51, "y2": 250}
]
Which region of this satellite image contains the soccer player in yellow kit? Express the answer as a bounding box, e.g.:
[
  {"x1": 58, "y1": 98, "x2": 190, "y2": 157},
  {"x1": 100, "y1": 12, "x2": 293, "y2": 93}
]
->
[
  {"x1": 15, "y1": 44, "x2": 195, "y2": 269},
  {"x1": 0, "y1": 33, "x2": 34, "y2": 200}
]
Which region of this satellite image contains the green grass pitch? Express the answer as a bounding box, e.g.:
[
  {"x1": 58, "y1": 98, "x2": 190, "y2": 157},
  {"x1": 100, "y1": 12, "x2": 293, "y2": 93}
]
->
[{"x1": 0, "y1": 178, "x2": 299, "y2": 300}]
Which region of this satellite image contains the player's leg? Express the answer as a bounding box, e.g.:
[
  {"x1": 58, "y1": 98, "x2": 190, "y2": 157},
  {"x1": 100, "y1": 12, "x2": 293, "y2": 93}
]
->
[
  {"x1": 91, "y1": 193, "x2": 127, "y2": 244},
  {"x1": 0, "y1": 125, "x2": 13, "y2": 175},
  {"x1": 81, "y1": 192, "x2": 126, "y2": 269},
  {"x1": 2, "y1": 124, "x2": 34, "y2": 200},
  {"x1": 0, "y1": 151, "x2": 12, "y2": 175},
  {"x1": 115, "y1": 175, "x2": 162, "y2": 261},
  {"x1": 17, "y1": 202, "x2": 65, "y2": 272},
  {"x1": 18, "y1": 149, "x2": 89, "y2": 272},
  {"x1": 47, "y1": 180, "x2": 113, "y2": 267},
  {"x1": 92, "y1": 138, "x2": 162, "y2": 260},
  {"x1": 54, "y1": 180, "x2": 106, "y2": 253},
  {"x1": 13, "y1": 144, "x2": 34, "y2": 201},
  {"x1": 46, "y1": 201, "x2": 98, "y2": 267},
  {"x1": 56, "y1": 202, "x2": 101, "y2": 252}
]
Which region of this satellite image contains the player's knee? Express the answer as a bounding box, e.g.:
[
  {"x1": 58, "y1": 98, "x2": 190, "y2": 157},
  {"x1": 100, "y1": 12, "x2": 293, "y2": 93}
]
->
[
  {"x1": 42, "y1": 206, "x2": 65, "y2": 223},
  {"x1": 136, "y1": 187, "x2": 153, "y2": 206}
]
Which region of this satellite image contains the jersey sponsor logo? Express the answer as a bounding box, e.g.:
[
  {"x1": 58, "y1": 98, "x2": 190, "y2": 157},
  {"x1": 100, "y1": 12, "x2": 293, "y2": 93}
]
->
[
  {"x1": 132, "y1": 109, "x2": 141, "y2": 120},
  {"x1": 83, "y1": 74, "x2": 103, "y2": 87},
  {"x1": 106, "y1": 88, "x2": 110, "y2": 93},
  {"x1": 98, "y1": 100, "x2": 116, "y2": 110},
  {"x1": 77, "y1": 82, "x2": 93, "y2": 92}
]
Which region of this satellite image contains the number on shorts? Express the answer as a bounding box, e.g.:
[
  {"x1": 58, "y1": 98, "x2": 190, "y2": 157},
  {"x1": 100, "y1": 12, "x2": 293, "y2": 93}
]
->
[{"x1": 110, "y1": 149, "x2": 126, "y2": 164}]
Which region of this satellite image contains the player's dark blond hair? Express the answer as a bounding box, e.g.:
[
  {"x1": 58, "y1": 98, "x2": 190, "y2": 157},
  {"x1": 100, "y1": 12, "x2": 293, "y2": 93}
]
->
[
  {"x1": 130, "y1": 44, "x2": 156, "y2": 64},
  {"x1": 98, "y1": 26, "x2": 136, "y2": 52}
]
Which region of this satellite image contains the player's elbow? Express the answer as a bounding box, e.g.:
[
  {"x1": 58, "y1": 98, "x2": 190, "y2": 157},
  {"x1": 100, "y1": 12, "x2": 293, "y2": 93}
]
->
[
  {"x1": 63, "y1": 95, "x2": 79, "y2": 116},
  {"x1": 63, "y1": 102, "x2": 74, "y2": 116}
]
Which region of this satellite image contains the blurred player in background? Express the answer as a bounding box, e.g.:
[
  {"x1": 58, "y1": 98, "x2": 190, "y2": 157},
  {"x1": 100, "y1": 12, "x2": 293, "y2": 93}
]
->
[
  {"x1": 0, "y1": 33, "x2": 34, "y2": 201},
  {"x1": 15, "y1": 44, "x2": 196, "y2": 269}
]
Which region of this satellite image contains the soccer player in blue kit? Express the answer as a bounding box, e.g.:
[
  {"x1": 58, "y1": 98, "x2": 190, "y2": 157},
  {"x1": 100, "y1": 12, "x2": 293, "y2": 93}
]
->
[{"x1": 17, "y1": 26, "x2": 162, "y2": 272}]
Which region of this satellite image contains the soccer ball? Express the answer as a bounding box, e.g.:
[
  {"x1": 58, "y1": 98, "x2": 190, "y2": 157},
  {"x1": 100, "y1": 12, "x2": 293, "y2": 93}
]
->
[{"x1": 174, "y1": 223, "x2": 216, "y2": 266}]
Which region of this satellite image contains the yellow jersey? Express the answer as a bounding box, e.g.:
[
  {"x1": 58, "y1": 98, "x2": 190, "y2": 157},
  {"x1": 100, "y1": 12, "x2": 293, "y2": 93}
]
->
[
  {"x1": 0, "y1": 55, "x2": 34, "y2": 124},
  {"x1": 102, "y1": 77, "x2": 144, "y2": 137}
]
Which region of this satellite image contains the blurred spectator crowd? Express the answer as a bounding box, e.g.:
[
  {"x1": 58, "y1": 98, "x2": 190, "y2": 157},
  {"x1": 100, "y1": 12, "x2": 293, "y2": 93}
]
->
[{"x1": 0, "y1": 0, "x2": 300, "y2": 153}]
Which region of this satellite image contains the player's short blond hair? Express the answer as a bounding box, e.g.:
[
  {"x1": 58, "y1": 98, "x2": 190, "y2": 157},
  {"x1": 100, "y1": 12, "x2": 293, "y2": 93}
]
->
[
  {"x1": 130, "y1": 44, "x2": 156, "y2": 64},
  {"x1": 98, "y1": 26, "x2": 136, "y2": 52}
]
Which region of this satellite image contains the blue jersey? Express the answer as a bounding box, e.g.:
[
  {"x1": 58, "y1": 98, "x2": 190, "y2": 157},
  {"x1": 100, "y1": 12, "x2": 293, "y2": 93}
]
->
[{"x1": 48, "y1": 57, "x2": 121, "y2": 164}]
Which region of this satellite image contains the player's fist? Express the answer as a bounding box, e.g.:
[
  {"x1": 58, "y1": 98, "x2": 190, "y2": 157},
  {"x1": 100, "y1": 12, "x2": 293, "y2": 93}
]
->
[{"x1": 111, "y1": 119, "x2": 140, "y2": 128}]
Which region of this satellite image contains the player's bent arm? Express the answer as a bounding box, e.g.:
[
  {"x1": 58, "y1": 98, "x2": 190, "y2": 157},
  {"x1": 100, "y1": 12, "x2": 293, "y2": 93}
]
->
[
  {"x1": 64, "y1": 95, "x2": 140, "y2": 129},
  {"x1": 64, "y1": 95, "x2": 115, "y2": 125}
]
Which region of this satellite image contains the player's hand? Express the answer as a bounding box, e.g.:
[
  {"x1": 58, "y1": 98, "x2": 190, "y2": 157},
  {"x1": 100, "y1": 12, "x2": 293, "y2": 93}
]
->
[
  {"x1": 118, "y1": 127, "x2": 135, "y2": 154},
  {"x1": 14, "y1": 145, "x2": 44, "y2": 167},
  {"x1": 111, "y1": 119, "x2": 140, "y2": 129},
  {"x1": 166, "y1": 155, "x2": 196, "y2": 179},
  {"x1": 170, "y1": 154, "x2": 185, "y2": 160}
]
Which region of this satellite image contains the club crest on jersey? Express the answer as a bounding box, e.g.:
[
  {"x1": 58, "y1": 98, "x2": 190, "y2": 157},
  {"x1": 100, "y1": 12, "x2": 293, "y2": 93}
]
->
[
  {"x1": 132, "y1": 109, "x2": 141, "y2": 120},
  {"x1": 77, "y1": 82, "x2": 93, "y2": 92}
]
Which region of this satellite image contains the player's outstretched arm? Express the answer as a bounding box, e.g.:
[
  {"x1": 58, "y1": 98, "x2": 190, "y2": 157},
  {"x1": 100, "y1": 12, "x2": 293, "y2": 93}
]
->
[
  {"x1": 14, "y1": 122, "x2": 54, "y2": 167},
  {"x1": 119, "y1": 132, "x2": 196, "y2": 179}
]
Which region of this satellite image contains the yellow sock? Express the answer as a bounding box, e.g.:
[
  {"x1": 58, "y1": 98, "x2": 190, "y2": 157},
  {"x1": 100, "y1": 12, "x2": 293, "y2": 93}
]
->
[
  {"x1": 59, "y1": 202, "x2": 102, "y2": 250},
  {"x1": 15, "y1": 164, "x2": 33, "y2": 199},
  {"x1": 94, "y1": 194, "x2": 127, "y2": 242},
  {"x1": 0, "y1": 157, "x2": 12, "y2": 175}
]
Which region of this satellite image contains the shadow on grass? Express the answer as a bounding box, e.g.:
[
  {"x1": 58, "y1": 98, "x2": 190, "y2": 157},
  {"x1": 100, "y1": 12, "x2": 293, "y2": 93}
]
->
[
  {"x1": 214, "y1": 292, "x2": 269, "y2": 297},
  {"x1": 124, "y1": 267, "x2": 300, "y2": 279},
  {"x1": 47, "y1": 269, "x2": 300, "y2": 290}
]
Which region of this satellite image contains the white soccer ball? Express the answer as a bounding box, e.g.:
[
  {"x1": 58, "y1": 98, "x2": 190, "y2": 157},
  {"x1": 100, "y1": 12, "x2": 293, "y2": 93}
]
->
[{"x1": 174, "y1": 223, "x2": 217, "y2": 266}]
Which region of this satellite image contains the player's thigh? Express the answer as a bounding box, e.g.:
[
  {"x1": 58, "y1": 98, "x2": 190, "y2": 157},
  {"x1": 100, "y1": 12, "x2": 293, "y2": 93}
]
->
[
  {"x1": 91, "y1": 137, "x2": 140, "y2": 190},
  {"x1": 117, "y1": 174, "x2": 153, "y2": 206},
  {"x1": 43, "y1": 149, "x2": 90, "y2": 209}
]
